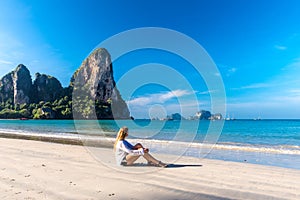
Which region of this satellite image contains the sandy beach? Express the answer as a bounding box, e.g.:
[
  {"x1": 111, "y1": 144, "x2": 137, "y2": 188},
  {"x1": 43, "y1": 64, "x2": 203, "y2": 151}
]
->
[{"x1": 0, "y1": 137, "x2": 299, "y2": 200}]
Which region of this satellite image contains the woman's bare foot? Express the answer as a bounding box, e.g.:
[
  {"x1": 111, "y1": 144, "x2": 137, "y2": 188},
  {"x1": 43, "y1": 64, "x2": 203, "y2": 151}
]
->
[{"x1": 158, "y1": 161, "x2": 168, "y2": 168}]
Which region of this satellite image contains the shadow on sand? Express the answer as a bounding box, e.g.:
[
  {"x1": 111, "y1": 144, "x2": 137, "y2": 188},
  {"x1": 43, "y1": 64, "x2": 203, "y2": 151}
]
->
[
  {"x1": 166, "y1": 163, "x2": 202, "y2": 168},
  {"x1": 125, "y1": 163, "x2": 202, "y2": 168}
]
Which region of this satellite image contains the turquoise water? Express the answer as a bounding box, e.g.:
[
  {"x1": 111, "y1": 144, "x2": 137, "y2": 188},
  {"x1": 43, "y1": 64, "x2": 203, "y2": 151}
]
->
[{"x1": 0, "y1": 119, "x2": 299, "y2": 169}]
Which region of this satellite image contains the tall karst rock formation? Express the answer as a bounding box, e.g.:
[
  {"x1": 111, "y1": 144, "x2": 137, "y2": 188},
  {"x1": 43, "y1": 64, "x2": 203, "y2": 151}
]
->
[
  {"x1": 0, "y1": 71, "x2": 14, "y2": 104},
  {"x1": 0, "y1": 64, "x2": 32, "y2": 104},
  {"x1": 0, "y1": 48, "x2": 130, "y2": 119},
  {"x1": 0, "y1": 64, "x2": 63, "y2": 105},
  {"x1": 32, "y1": 73, "x2": 63, "y2": 103},
  {"x1": 13, "y1": 64, "x2": 32, "y2": 104},
  {"x1": 71, "y1": 48, "x2": 130, "y2": 119}
]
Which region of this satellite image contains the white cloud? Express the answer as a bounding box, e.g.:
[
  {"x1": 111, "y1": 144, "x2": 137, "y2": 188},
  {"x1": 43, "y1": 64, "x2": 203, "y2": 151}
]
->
[
  {"x1": 216, "y1": 64, "x2": 237, "y2": 77},
  {"x1": 289, "y1": 89, "x2": 300, "y2": 96},
  {"x1": 226, "y1": 92, "x2": 300, "y2": 119},
  {"x1": 281, "y1": 58, "x2": 300, "y2": 72},
  {"x1": 127, "y1": 89, "x2": 193, "y2": 107},
  {"x1": 0, "y1": 3, "x2": 73, "y2": 86},
  {"x1": 0, "y1": 60, "x2": 13, "y2": 65},
  {"x1": 274, "y1": 45, "x2": 287, "y2": 50},
  {"x1": 198, "y1": 90, "x2": 217, "y2": 95},
  {"x1": 127, "y1": 97, "x2": 152, "y2": 106},
  {"x1": 226, "y1": 67, "x2": 237, "y2": 77},
  {"x1": 0, "y1": 32, "x2": 23, "y2": 49},
  {"x1": 127, "y1": 92, "x2": 203, "y2": 119},
  {"x1": 214, "y1": 72, "x2": 221, "y2": 77},
  {"x1": 231, "y1": 82, "x2": 273, "y2": 90},
  {"x1": 240, "y1": 83, "x2": 271, "y2": 89},
  {"x1": 158, "y1": 90, "x2": 192, "y2": 102},
  {"x1": 228, "y1": 67, "x2": 237, "y2": 73}
]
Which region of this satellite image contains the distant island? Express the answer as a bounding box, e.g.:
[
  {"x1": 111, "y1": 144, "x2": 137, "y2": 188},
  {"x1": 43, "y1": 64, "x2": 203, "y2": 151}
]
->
[
  {"x1": 151, "y1": 110, "x2": 223, "y2": 121},
  {"x1": 0, "y1": 48, "x2": 130, "y2": 119}
]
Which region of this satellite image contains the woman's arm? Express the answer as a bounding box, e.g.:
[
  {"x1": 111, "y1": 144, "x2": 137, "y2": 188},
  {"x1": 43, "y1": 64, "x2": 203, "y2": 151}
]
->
[
  {"x1": 133, "y1": 143, "x2": 143, "y2": 149},
  {"x1": 120, "y1": 140, "x2": 144, "y2": 155},
  {"x1": 133, "y1": 143, "x2": 149, "y2": 153}
]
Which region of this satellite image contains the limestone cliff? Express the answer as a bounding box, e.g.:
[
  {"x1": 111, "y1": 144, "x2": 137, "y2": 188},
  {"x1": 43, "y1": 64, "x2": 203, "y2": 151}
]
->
[
  {"x1": 71, "y1": 48, "x2": 130, "y2": 119},
  {"x1": 13, "y1": 64, "x2": 32, "y2": 104},
  {"x1": 32, "y1": 73, "x2": 63, "y2": 102},
  {"x1": 0, "y1": 64, "x2": 63, "y2": 105},
  {"x1": 0, "y1": 48, "x2": 131, "y2": 119},
  {"x1": 0, "y1": 72, "x2": 14, "y2": 104},
  {"x1": 0, "y1": 64, "x2": 32, "y2": 104}
]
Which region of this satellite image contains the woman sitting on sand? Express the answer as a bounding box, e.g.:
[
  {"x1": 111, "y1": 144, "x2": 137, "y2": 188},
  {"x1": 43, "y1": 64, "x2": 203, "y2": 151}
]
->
[{"x1": 114, "y1": 126, "x2": 167, "y2": 167}]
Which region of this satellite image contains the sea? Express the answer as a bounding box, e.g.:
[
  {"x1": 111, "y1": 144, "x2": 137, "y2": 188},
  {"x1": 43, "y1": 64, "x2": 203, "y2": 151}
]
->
[{"x1": 0, "y1": 119, "x2": 299, "y2": 170}]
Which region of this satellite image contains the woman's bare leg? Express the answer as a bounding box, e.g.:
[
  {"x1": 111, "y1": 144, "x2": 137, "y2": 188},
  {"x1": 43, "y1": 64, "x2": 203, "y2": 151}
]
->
[
  {"x1": 126, "y1": 155, "x2": 140, "y2": 165},
  {"x1": 143, "y1": 153, "x2": 167, "y2": 167},
  {"x1": 142, "y1": 152, "x2": 160, "y2": 164},
  {"x1": 126, "y1": 153, "x2": 157, "y2": 165},
  {"x1": 126, "y1": 153, "x2": 167, "y2": 167}
]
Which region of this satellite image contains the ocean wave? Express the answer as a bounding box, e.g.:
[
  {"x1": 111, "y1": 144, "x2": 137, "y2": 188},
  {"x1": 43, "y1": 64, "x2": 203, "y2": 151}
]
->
[
  {"x1": 133, "y1": 139, "x2": 300, "y2": 155},
  {"x1": 1, "y1": 130, "x2": 300, "y2": 155},
  {"x1": 0, "y1": 128, "x2": 76, "y2": 136},
  {"x1": 211, "y1": 143, "x2": 300, "y2": 155}
]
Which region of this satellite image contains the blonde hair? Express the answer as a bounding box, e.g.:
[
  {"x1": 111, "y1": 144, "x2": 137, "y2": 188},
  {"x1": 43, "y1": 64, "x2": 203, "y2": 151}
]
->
[{"x1": 114, "y1": 126, "x2": 128, "y2": 151}]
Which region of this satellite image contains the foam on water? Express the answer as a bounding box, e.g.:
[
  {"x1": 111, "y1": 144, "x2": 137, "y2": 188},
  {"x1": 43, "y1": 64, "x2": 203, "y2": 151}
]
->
[
  {"x1": 0, "y1": 119, "x2": 300, "y2": 169},
  {"x1": 132, "y1": 138, "x2": 300, "y2": 155}
]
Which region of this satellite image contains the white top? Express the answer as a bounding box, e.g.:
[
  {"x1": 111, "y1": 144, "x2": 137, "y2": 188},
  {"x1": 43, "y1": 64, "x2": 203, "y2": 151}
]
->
[{"x1": 115, "y1": 140, "x2": 144, "y2": 165}]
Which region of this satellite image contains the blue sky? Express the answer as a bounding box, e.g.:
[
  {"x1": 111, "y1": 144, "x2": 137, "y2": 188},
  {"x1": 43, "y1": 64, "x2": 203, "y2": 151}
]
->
[{"x1": 0, "y1": 0, "x2": 300, "y2": 119}]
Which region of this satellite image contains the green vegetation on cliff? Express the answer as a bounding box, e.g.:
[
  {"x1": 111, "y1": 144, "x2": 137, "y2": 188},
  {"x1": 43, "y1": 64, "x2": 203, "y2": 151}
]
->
[
  {"x1": 0, "y1": 48, "x2": 131, "y2": 119},
  {"x1": 0, "y1": 96, "x2": 72, "y2": 119}
]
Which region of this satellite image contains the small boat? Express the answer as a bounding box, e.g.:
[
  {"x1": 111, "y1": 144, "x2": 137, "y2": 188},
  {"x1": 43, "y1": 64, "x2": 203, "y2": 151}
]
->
[{"x1": 20, "y1": 118, "x2": 29, "y2": 120}]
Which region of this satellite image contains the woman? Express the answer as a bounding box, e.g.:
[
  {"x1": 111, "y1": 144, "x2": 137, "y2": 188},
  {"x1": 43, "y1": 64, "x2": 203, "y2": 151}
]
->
[{"x1": 114, "y1": 126, "x2": 168, "y2": 167}]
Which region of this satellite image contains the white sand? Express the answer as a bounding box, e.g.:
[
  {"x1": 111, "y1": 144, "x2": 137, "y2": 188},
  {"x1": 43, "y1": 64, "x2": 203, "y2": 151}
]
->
[{"x1": 0, "y1": 138, "x2": 299, "y2": 200}]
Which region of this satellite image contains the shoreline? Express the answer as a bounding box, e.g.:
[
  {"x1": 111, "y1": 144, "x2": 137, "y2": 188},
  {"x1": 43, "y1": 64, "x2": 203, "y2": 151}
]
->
[
  {"x1": 1, "y1": 131, "x2": 300, "y2": 170},
  {"x1": 1, "y1": 137, "x2": 300, "y2": 199}
]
